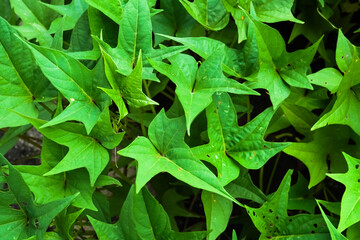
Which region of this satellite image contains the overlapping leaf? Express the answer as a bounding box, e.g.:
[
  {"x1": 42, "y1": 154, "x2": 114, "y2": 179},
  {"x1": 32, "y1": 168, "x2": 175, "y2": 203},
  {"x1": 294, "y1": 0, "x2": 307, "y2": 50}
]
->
[
  {"x1": 16, "y1": 114, "x2": 109, "y2": 187},
  {"x1": 179, "y1": 0, "x2": 230, "y2": 31},
  {"x1": 246, "y1": 170, "x2": 331, "y2": 239},
  {"x1": 21, "y1": 40, "x2": 110, "y2": 134},
  {"x1": 89, "y1": 185, "x2": 207, "y2": 240},
  {"x1": 192, "y1": 92, "x2": 289, "y2": 185},
  {"x1": 312, "y1": 31, "x2": 360, "y2": 135},
  {"x1": 150, "y1": 50, "x2": 258, "y2": 134},
  {"x1": 0, "y1": 154, "x2": 77, "y2": 240},
  {"x1": 327, "y1": 153, "x2": 360, "y2": 232},
  {"x1": 0, "y1": 17, "x2": 38, "y2": 128},
  {"x1": 96, "y1": 0, "x2": 188, "y2": 77},
  {"x1": 202, "y1": 191, "x2": 232, "y2": 240},
  {"x1": 118, "y1": 110, "x2": 239, "y2": 203},
  {"x1": 284, "y1": 125, "x2": 359, "y2": 188}
]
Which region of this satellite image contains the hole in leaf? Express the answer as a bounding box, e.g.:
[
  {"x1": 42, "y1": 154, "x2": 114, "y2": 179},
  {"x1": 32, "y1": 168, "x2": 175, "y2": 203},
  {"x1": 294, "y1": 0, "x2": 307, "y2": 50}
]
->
[
  {"x1": 289, "y1": 218, "x2": 293, "y2": 222},
  {"x1": 269, "y1": 209, "x2": 273, "y2": 213},
  {"x1": 10, "y1": 203, "x2": 20, "y2": 210},
  {"x1": 206, "y1": 154, "x2": 210, "y2": 158},
  {"x1": 314, "y1": 223, "x2": 318, "y2": 228},
  {"x1": 311, "y1": 231, "x2": 315, "y2": 234},
  {"x1": 35, "y1": 219, "x2": 39, "y2": 229},
  {"x1": 276, "y1": 216, "x2": 279, "y2": 220},
  {"x1": 355, "y1": 164, "x2": 359, "y2": 169}
]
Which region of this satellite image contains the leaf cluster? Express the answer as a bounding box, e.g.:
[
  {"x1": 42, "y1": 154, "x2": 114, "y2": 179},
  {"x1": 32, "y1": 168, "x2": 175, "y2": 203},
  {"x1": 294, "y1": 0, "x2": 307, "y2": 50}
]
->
[{"x1": 0, "y1": 0, "x2": 360, "y2": 239}]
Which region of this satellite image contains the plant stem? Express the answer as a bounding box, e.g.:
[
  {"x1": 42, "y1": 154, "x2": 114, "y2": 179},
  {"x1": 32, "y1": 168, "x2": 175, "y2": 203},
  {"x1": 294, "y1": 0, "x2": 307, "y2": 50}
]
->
[
  {"x1": 259, "y1": 167, "x2": 264, "y2": 192},
  {"x1": 38, "y1": 102, "x2": 54, "y2": 115},
  {"x1": 137, "y1": 109, "x2": 147, "y2": 137},
  {"x1": 160, "y1": 90, "x2": 174, "y2": 101},
  {"x1": 143, "y1": 79, "x2": 156, "y2": 114},
  {"x1": 266, "y1": 152, "x2": 282, "y2": 195}
]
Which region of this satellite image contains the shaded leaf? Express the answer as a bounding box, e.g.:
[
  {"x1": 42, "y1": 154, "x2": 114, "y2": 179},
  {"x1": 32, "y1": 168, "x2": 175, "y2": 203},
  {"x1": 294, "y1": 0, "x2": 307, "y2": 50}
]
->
[{"x1": 89, "y1": 185, "x2": 207, "y2": 240}]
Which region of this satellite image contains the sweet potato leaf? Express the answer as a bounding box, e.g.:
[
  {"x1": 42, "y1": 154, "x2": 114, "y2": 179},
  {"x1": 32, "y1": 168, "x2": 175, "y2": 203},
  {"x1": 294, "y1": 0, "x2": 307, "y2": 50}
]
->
[
  {"x1": 118, "y1": 109, "x2": 239, "y2": 203},
  {"x1": 0, "y1": 154, "x2": 77, "y2": 240},
  {"x1": 327, "y1": 153, "x2": 360, "y2": 232},
  {"x1": 192, "y1": 92, "x2": 289, "y2": 185},
  {"x1": 150, "y1": 50, "x2": 258, "y2": 134},
  {"x1": 89, "y1": 185, "x2": 208, "y2": 240},
  {"x1": 179, "y1": 0, "x2": 230, "y2": 31}
]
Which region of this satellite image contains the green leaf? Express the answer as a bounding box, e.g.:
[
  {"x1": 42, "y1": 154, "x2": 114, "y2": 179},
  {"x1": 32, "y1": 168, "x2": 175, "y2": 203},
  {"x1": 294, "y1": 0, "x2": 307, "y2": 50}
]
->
[
  {"x1": 21, "y1": 39, "x2": 110, "y2": 134},
  {"x1": 192, "y1": 93, "x2": 289, "y2": 184},
  {"x1": 151, "y1": 0, "x2": 204, "y2": 45},
  {"x1": 118, "y1": 109, "x2": 239, "y2": 203},
  {"x1": 284, "y1": 125, "x2": 357, "y2": 188},
  {"x1": 312, "y1": 54, "x2": 360, "y2": 136},
  {"x1": 0, "y1": 17, "x2": 39, "y2": 128},
  {"x1": 157, "y1": 32, "x2": 259, "y2": 78},
  {"x1": 336, "y1": 30, "x2": 359, "y2": 73},
  {"x1": 55, "y1": 208, "x2": 84, "y2": 240},
  {"x1": 246, "y1": 170, "x2": 331, "y2": 239},
  {"x1": 89, "y1": 185, "x2": 208, "y2": 240},
  {"x1": 85, "y1": 0, "x2": 125, "y2": 24},
  {"x1": 9, "y1": 0, "x2": 57, "y2": 46},
  {"x1": 150, "y1": 50, "x2": 258, "y2": 134},
  {"x1": 202, "y1": 191, "x2": 232, "y2": 240},
  {"x1": 179, "y1": 0, "x2": 229, "y2": 31},
  {"x1": 288, "y1": 173, "x2": 316, "y2": 213},
  {"x1": 327, "y1": 153, "x2": 360, "y2": 232},
  {"x1": 0, "y1": 154, "x2": 77, "y2": 240},
  {"x1": 317, "y1": 201, "x2": 348, "y2": 240},
  {"x1": 45, "y1": 0, "x2": 88, "y2": 33},
  {"x1": 16, "y1": 138, "x2": 99, "y2": 211},
  {"x1": 225, "y1": 166, "x2": 267, "y2": 204},
  {"x1": 16, "y1": 114, "x2": 109, "y2": 187},
  {"x1": 308, "y1": 68, "x2": 343, "y2": 93},
  {"x1": 245, "y1": 20, "x2": 321, "y2": 107}
]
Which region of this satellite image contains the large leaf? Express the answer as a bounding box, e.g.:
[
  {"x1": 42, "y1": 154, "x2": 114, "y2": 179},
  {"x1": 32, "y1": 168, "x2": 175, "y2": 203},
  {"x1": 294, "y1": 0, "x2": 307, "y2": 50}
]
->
[
  {"x1": 312, "y1": 44, "x2": 360, "y2": 135},
  {"x1": 0, "y1": 154, "x2": 77, "y2": 240},
  {"x1": 327, "y1": 153, "x2": 360, "y2": 232},
  {"x1": 22, "y1": 40, "x2": 110, "y2": 134},
  {"x1": 9, "y1": 0, "x2": 57, "y2": 46},
  {"x1": 246, "y1": 170, "x2": 331, "y2": 239},
  {"x1": 284, "y1": 125, "x2": 358, "y2": 188},
  {"x1": 89, "y1": 185, "x2": 207, "y2": 240},
  {"x1": 118, "y1": 110, "x2": 239, "y2": 203},
  {"x1": 16, "y1": 114, "x2": 109, "y2": 187},
  {"x1": 0, "y1": 17, "x2": 38, "y2": 128},
  {"x1": 179, "y1": 0, "x2": 230, "y2": 31},
  {"x1": 192, "y1": 93, "x2": 289, "y2": 185},
  {"x1": 85, "y1": 0, "x2": 125, "y2": 24},
  {"x1": 150, "y1": 50, "x2": 258, "y2": 134},
  {"x1": 202, "y1": 191, "x2": 232, "y2": 240}
]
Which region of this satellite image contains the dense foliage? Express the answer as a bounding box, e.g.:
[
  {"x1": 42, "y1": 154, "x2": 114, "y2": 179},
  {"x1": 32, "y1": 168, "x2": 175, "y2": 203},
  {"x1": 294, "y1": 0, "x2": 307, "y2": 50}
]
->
[{"x1": 1, "y1": 0, "x2": 360, "y2": 239}]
